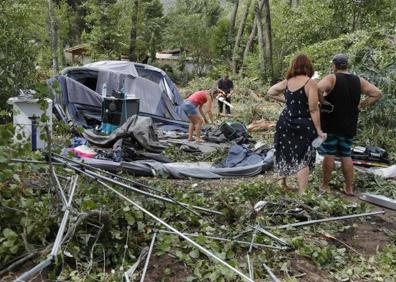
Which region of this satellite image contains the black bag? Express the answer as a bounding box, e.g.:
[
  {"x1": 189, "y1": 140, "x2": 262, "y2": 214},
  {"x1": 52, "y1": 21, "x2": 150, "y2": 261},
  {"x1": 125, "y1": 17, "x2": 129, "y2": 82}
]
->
[
  {"x1": 219, "y1": 121, "x2": 249, "y2": 141},
  {"x1": 351, "y1": 145, "x2": 390, "y2": 164}
]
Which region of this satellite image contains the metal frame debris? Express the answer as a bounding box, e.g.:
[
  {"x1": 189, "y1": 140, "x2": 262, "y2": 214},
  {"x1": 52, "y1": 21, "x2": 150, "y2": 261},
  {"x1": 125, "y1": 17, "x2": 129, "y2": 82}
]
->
[{"x1": 273, "y1": 210, "x2": 385, "y2": 229}]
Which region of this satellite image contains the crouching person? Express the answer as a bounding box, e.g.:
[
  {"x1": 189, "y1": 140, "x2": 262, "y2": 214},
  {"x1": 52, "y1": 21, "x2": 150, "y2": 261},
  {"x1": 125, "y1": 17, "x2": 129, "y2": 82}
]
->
[{"x1": 181, "y1": 89, "x2": 222, "y2": 142}]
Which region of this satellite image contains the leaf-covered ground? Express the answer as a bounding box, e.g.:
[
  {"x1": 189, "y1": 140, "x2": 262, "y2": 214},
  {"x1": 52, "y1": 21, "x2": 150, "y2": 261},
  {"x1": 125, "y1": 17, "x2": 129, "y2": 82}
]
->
[{"x1": 1, "y1": 161, "x2": 395, "y2": 281}]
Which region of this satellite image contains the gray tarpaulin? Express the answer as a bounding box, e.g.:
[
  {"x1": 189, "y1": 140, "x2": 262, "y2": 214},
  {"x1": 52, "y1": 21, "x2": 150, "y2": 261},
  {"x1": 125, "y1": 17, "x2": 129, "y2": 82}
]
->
[
  {"x1": 55, "y1": 60, "x2": 188, "y2": 128},
  {"x1": 78, "y1": 158, "x2": 270, "y2": 179},
  {"x1": 95, "y1": 70, "x2": 165, "y2": 116},
  {"x1": 83, "y1": 115, "x2": 166, "y2": 152},
  {"x1": 85, "y1": 61, "x2": 139, "y2": 77},
  {"x1": 75, "y1": 149, "x2": 274, "y2": 179},
  {"x1": 65, "y1": 77, "x2": 102, "y2": 107}
]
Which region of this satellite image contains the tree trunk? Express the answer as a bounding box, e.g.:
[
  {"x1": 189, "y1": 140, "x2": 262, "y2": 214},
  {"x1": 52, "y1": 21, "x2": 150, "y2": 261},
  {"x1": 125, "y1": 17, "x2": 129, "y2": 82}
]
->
[
  {"x1": 231, "y1": 0, "x2": 252, "y2": 74},
  {"x1": 129, "y1": 0, "x2": 139, "y2": 62},
  {"x1": 227, "y1": 0, "x2": 239, "y2": 61},
  {"x1": 48, "y1": 0, "x2": 58, "y2": 73},
  {"x1": 263, "y1": 0, "x2": 274, "y2": 81},
  {"x1": 239, "y1": 0, "x2": 265, "y2": 75},
  {"x1": 255, "y1": 2, "x2": 265, "y2": 73}
]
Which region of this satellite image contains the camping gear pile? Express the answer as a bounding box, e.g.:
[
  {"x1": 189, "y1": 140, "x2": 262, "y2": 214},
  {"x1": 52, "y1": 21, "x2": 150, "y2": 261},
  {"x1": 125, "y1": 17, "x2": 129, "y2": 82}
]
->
[{"x1": 46, "y1": 61, "x2": 274, "y2": 179}]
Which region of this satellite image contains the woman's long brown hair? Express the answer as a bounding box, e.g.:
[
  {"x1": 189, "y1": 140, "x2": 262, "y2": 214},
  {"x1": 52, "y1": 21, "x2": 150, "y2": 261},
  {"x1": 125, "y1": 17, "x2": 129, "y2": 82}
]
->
[{"x1": 286, "y1": 54, "x2": 314, "y2": 79}]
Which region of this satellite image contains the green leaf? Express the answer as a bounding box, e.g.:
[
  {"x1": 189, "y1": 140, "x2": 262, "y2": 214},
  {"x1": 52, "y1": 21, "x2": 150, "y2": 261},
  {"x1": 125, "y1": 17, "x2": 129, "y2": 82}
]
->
[
  {"x1": 3, "y1": 228, "x2": 17, "y2": 240},
  {"x1": 124, "y1": 213, "x2": 135, "y2": 225},
  {"x1": 6, "y1": 77, "x2": 14, "y2": 85},
  {"x1": 189, "y1": 249, "x2": 199, "y2": 259}
]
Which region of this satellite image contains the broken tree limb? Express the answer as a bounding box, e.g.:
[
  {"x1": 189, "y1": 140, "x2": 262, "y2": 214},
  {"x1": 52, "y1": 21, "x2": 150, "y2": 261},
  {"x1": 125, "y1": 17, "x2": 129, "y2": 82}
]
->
[
  {"x1": 273, "y1": 210, "x2": 385, "y2": 229},
  {"x1": 323, "y1": 233, "x2": 363, "y2": 257},
  {"x1": 246, "y1": 119, "x2": 275, "y2": 132}
]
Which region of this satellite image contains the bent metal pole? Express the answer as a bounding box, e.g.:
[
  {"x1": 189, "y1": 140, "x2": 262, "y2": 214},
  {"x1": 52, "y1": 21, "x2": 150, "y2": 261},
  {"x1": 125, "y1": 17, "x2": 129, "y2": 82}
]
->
[
  {"x1": 96, "y1": 179, "x2": 254, "y2": 282},
  {"x1": 140, "y1": 231, "x2": 157, "y2": 282},
  {"x1": 52, "y1": 157, "x2": 222, "y2": 216},
  {"x1": 262, "y1": 261, "x2": 281, "y2": 282},
  {"x1": 273, "y1": 210, "x2": 385, "y2": 229},
  {"x1": 158, "y1": 230, "x2": 289, "y2": 250},
  {"x1": 15, "y1": 176, "x2": 78, "y2": 282},
  {"x1": 53, "y1": 153, "x2": 173, "y2": 195},
  {"x1": 52, "y1": 154, "x2": 216, "y2": 217}
]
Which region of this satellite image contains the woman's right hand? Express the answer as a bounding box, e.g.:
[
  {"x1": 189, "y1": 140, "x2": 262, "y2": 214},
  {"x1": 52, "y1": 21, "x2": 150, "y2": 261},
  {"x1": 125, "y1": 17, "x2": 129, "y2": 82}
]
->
[{"x1": 318, "y1": 130, "x2": 327, "y2": 141}]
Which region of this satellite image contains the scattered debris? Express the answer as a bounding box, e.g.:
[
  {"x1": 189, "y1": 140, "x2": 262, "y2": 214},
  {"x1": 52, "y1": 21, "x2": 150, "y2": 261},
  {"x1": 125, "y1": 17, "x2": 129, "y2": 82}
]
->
[
  {"x1": 273, "y1": 210, "x2": 385, "y2": 229},
  {"x1": 247, "y1": 119, "x2": 275, "y2": 132},
  {"x1": 359, "y1": 193, "x2": 396, "y2": 211}
]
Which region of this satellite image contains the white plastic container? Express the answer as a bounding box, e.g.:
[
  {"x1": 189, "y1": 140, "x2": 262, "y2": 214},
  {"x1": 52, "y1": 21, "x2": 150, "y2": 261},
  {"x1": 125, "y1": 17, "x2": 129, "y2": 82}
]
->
[
  {"x1": 7, "y1": 96, "x2": 53, "y2": 150},
  {"x1": 312, "y1": 134, "x2": 327, "y2": 148}
]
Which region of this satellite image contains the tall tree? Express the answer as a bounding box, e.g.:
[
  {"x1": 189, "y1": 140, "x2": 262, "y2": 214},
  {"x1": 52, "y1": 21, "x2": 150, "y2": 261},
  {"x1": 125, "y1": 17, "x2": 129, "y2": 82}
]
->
[
  {"x1": 255, "y1": 1, "x2": 265, "y2": 73},
  {"x1": 141, "y1": 0, "x2": 164, "y2": 63},
  {"x1": 129, "y1": 0, "x2": 139, "y2": 61},
  {"x1": 48, "y1": 0, "x2": 59, "y2": 72},
  {"x1": 239, "y1": 0, "x2": 264, "y2": 75},
  {"x1": 231, "y1": 0, "x2": 252, "y2": 74},
  {"x1": 263, "y1": 0, "x2": 273, "y2": 81},
  {"x1": 163, "y1": 0, "x2": 222, "y2": 74},
  {"x1": 227, "y1": 0, "x2": 239, "y2": 61},
  {"x1": 82, "y1": 0, "x2": 124, "y2": 60}
]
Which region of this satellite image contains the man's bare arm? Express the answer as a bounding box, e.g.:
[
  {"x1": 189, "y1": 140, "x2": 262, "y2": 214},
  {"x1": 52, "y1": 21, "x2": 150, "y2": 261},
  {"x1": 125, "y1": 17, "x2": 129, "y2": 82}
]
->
[
  {"x1": 317, "y1": 75, "x2": 335, "y2": 103},
  {"x1": 359, "y1": 78, "x2": 382, "y2": 110}
]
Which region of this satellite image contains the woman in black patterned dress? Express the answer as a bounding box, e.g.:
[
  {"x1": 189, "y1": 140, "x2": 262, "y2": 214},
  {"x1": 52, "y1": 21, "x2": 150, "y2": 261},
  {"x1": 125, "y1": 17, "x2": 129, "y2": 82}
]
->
[{"x1": 267, "y1": 54, "x2": 326, "y2": 192}]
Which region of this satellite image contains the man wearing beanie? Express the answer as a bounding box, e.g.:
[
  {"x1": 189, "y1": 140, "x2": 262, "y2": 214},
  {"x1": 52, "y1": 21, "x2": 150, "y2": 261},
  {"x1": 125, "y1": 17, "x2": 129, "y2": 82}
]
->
[{"x1": 318, "y1": 54, "x2": 382, "y2": 196}]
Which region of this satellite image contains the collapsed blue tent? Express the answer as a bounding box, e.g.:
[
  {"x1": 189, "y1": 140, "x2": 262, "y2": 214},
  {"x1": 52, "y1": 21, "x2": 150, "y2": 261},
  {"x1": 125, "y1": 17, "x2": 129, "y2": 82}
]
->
[{"x1": 50, "y1": 60, "x2": 188, "y2": 128}]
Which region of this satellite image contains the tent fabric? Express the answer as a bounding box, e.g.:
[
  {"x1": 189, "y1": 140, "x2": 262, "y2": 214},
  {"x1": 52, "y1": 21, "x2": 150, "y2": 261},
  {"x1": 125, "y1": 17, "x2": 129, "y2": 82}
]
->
[
  {"x1": 54, "y1": 60, "x2": 188, "y2": 128},
  {"x1": 66, "y1": 76, "x2": 102, "y2": 106},
  {"x1": 94, "y1": 70, "x2": 167, "y2": 116},
  {"x1": 220, "y1": 145, "x2": 271, "y2": 168},
  {"x1": 134, "y1": 63, "x2": 184, "y2": 105},
  {"x1": 83, "y1": 115, "x2": 166, "y2": 152},
  {"x1": 85, "y1": 61, "x2": 139, "y2": 76},
  {"x1": 78, "y1": 157, "x2": 273, "y2": 179}
]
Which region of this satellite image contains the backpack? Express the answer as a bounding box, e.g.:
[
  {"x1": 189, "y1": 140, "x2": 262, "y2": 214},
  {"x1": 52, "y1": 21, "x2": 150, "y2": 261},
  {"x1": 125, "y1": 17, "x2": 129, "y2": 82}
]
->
[{"x1": 219, "y1": 121, "x2": 249, "y2": 141}]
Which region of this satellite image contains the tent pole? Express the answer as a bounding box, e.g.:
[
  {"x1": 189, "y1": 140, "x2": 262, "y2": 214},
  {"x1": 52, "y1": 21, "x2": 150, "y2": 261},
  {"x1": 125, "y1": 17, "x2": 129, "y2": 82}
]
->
[
  {"x1": 52, "y1": 154, "x2": 209, "y2": 217},
  {"x1": 158, "y1": 230, "x2": 289, "y2": 250},
  {"x1": 273, "y1": 210, "x2": 385, "y2": 229},
  {"x1": 139, "y1": 231, "x2": 157, "y2": 282},
  {"x1": 52, "y1": 156, "x2": 223, "y2": 216},
  {"x1": 15, "y1": 176, "x2": 78, "y2": 282}
]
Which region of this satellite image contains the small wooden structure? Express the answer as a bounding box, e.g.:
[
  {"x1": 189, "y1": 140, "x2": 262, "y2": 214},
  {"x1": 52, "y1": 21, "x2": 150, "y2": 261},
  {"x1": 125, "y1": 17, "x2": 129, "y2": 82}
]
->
[{"x1": 64, "y1": 44, "x2": 90, "y2": 65}]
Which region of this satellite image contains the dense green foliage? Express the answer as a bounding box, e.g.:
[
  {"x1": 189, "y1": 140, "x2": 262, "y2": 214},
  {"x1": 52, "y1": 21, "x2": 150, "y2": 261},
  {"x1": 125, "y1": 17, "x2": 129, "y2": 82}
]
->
[{"x1": 0, "y1": 1, "x2": 40, "y2": 105}]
